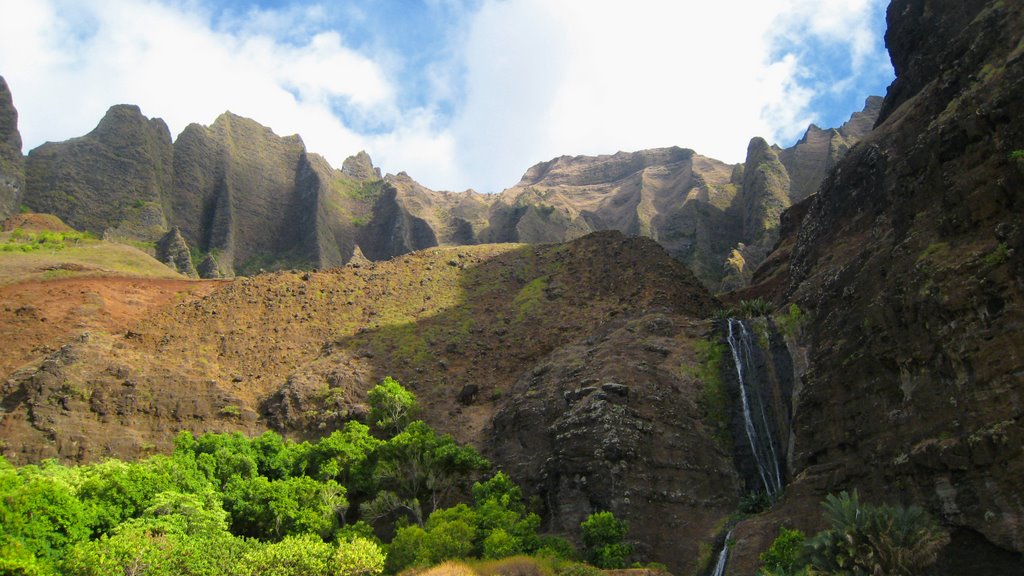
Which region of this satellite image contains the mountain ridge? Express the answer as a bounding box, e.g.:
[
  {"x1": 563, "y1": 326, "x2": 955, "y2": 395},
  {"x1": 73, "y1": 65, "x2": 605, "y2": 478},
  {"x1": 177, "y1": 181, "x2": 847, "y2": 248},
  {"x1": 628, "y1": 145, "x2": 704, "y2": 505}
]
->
[{"x1": 5, "y1": 80, "x2": 880, "y2": 291}]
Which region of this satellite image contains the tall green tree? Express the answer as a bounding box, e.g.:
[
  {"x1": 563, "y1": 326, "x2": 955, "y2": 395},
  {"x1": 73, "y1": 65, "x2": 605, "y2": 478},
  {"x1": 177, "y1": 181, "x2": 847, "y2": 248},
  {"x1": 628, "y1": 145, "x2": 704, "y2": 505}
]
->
[{"x1": 367, "y1": 377, "x2": 419, "y2": 436}]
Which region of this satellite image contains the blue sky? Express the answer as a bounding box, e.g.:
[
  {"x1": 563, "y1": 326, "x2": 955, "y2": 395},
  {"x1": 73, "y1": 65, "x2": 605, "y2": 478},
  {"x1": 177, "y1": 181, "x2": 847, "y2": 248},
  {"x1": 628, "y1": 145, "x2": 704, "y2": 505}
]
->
[{"x1": 0, "y1": 0, "x2": 893, "y2": 192}]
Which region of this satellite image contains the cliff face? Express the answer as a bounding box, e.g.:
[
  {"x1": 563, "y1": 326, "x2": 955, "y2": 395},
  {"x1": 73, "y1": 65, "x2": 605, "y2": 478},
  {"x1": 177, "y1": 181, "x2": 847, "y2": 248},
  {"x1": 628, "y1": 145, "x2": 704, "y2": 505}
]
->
[
  {"x1": 0, "y1": 76, "x2": 23, "y2": 220},
  {"x1": 488, "y1": 100, "x2": 879, "y2": 291},
  {"x1": 25, "y1": 105, "x2": 174, "y2": 240},
  {"x1": 169, "y1": 112, "x2": 311, "y2": 275},
  {"x1": 728, "y1": 0, "x2": 1024, "y2": 572},
  {"x1": 13, "y1": 78, "x2": 877, "y2": 287}
]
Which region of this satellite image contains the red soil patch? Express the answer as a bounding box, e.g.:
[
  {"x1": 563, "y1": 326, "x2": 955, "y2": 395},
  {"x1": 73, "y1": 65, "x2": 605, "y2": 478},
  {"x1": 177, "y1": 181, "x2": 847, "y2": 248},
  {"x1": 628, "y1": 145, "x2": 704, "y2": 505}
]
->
[{"x1": 0, "y1": 276, "x2": 226, "y2": 380}]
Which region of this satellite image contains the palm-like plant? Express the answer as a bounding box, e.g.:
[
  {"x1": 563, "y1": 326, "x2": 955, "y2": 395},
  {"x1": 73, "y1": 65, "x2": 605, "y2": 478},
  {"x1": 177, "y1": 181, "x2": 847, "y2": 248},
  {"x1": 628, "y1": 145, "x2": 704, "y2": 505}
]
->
[{"x1": 806, "y1": 491, "x2": 949, "y2": 576}]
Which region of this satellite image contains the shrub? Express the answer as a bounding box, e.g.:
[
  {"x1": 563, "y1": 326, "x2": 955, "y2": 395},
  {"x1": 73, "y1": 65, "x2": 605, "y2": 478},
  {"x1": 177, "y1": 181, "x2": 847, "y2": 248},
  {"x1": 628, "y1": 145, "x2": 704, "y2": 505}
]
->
[
  {"x1": 739, "y1": 491, "x2": 772, "y2": 515},
  {"x1": 580, "y1": 511, "x2": 631, "y2": 569},
  {"x1": 553, "y1": 562, "x2": 604, "y2": 576},
  {"x1": 776, "y1": 303, "x2": 804, "y2": 337},
  {"x1": 482, "y1": 528, "x2": 522, "y2": 559},
  {"x1": 335, "y1": 536, "x2": 386, "y2": 576},
  {"x1": 534, "y1": 535, "x2": 577, "y2": 561},
  {"x1": 739, "y1": 298, "x2": 773, "y2": 318},
  {"x1": 758, "y1": 527, "x2": 806, "y2": 575},
  {"x1": 367, "y1": 377, "x2": 419, "y2": 436},
  {"x1": 806, "y1": 491, "x2": 949, "y2": 576},
  {"x1": 236, "y1": 534, "x2": 334, "y2": 576}
]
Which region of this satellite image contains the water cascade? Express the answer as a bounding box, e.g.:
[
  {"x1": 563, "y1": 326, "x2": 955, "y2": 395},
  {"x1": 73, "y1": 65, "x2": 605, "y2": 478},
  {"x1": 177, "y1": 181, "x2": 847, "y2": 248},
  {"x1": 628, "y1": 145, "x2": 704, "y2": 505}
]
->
[
  {"x1": 725, "y1": 318, "x2": 784, "y2": 498},
  {"x1": 711, "y1": 529, "x2": 732, "y2": 576}
]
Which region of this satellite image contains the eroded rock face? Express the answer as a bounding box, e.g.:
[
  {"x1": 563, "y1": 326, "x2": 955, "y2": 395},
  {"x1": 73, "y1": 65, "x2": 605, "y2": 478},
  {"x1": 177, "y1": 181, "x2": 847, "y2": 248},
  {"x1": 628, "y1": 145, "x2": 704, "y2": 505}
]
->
[
  {"x1": 155, "y1": 227, "x2": 197, "y2": 278},
  {"x1": 489, "y1": 313, "x2": 738, "y2": 575},
  {"x1": 25, "y1": 105, "x2": 174, "y2": 239},
  {"x1": 0, "y1": 76, "x2": 24, "y2": 220},
  {"x1": 11, "y1": 78, "x2": 877, "y2": 288},
  {"x1": 730, "y1": 0, "x2": 1024, "y2": 573}
]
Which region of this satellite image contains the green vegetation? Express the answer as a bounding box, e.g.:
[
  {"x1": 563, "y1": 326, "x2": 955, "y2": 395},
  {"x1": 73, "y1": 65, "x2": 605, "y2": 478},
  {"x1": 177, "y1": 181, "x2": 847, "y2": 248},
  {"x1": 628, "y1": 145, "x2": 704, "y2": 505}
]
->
[
  {"x1": 757, "y1": 491, "x2": 949, "y2": 576},
  {"x1": 758, "y1": 527, "x2": 806, "y2": 576},
  {"x1": 1009, "y1": 149, "x2": 1024, "y2": 161},
  {"x1": 775, "y1": 303, "x2": 805, "y2": 338},
  {"x1": 738, "y1": 490, "x2": 772, "y2": 515},
  {"x1": 690, "y1": 340, "x2": 731, "y2": 447},
  {"x1": 513, "y1": 276, "x2": 549, "y2": 321},
  {"x1": 0, "y1": 228, "x2": 94, "y2": 253},
  {"x1": 0, "y1": 378, "x2": 634, "y2": 575},
  {"x1": 580, "y1": 511, "x2": 632, "y2": 569},
  {"x1": 983, "y1": 242, "x2": 1010, "y2": 267},
  {"x1": 366, "y1": 376, "x2": 420, "y2": 435},
  {"x1": 739, "y1": 297, "x2": 773, "y2": 318}
]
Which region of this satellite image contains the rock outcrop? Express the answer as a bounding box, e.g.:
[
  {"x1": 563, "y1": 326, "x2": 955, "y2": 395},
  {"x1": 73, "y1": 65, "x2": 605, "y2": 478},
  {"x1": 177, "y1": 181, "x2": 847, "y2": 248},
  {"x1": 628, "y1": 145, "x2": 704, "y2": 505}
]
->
[
  {"x1": 154, "y1": 227, "x2": 197, "y2": 278},
  {"x1": 341, "y1": 150, "x2": 382, "y2": 180},
  {"x1": 25, "y1": 105, "x2": 174, "y2": 239},
  {"x1": 728, "y1": 0, "x2": 1024, "y2": 573},
  {"x1": 0, "y1": 76, "x2": 26, "y2": 220}
]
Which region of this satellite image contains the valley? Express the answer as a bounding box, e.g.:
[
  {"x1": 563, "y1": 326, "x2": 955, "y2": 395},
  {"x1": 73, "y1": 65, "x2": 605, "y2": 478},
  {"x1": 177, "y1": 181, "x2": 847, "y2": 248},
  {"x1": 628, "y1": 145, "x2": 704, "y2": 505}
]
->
[{"x1": 0, "y1": 0, "x2": 1022, "y2": 574}]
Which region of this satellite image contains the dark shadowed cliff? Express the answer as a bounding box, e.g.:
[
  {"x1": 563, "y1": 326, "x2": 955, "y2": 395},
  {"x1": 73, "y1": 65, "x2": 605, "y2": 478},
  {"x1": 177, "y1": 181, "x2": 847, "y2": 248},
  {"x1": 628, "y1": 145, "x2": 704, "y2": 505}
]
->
[{"x1": 726, "y1": 0, "x2": 1024, "y2": 573}]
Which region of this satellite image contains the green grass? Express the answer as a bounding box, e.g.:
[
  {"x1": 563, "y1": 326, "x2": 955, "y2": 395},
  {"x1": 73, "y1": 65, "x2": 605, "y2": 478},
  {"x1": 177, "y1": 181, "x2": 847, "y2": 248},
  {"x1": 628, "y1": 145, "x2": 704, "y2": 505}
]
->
[
  {"x1": 0, "y1": 236, "x2": 185, "y2": 285},
  {"x1": 513, "y1": 276, "x2": 549, "y2": 322},
  {"x1": 1009, "y1": 149, "x2": 1024, "y2": 161},
  {"x1": 0, "y1": 228, "x2": 94, "y2": 253}
]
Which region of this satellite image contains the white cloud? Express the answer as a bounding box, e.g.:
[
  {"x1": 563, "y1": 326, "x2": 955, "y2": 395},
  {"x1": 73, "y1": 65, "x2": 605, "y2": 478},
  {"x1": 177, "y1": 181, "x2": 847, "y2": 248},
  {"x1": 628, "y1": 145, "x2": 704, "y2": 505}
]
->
[
  {"x1": 0, "y1": 0, "x2": 389, "y2": 168},
  {"x1": 0, "y1": 0, "x2": 890, "y2": 194},
  {"x1": 447, "y1": 0, "x2": 889, "y2": 191}
]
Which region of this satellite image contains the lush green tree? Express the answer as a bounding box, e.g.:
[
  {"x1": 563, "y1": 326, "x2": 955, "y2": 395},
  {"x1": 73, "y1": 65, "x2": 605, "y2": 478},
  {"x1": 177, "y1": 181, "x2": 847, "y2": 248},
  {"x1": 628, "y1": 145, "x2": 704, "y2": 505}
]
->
[
  {"x1": 580, "y1": 511, "x2": 632, "y2": 569},
  {"x1": 307, "y1": 421, "x2": 381, "y2": 491},
  {"x1": 369, "y1": 421, "x2": 489, "y2": 524},
  {"x1": 385, "y1": 524, "x2": 427, "y2": 573},
  {"x1": 367, "y1": 377, "x2": 419, "y2": 435},
  {"x1": 482, "y1": 528, "x2": 522, "y2": 559},
  {"x1": 419, "y1": 516, "x2": 476, "y2": 565},
  {"x1": 0, "y1": 536, "x2": 53, "y2": 576},
  {"x1": 0, "y1": 462, "x2": 90, "y2": 561},
  {"x1": 473, "y1": 472, "x2": 541, "y2": 554},
  {"x1": 223, "y1": 476, "x2": 346, "y2": 540},
  {"x1": 137, "y1": 490, "x2": 229, "y2": 536},
  {"x1": 236, "y1": 533, "x2": 335, "y2": 576},
  {"x1": 334, "y1": 536, "x2": 386, "y2": 576},
  {"x1": 534, "y1": 535, "x2": 578, "y2": 561}
]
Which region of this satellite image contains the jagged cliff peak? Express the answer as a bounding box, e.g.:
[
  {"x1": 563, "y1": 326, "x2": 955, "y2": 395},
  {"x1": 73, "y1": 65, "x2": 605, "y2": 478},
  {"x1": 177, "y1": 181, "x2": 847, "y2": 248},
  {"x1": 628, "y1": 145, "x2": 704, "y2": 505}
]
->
[
  {"x1": 0, "y1": 76, "x2": 22, "y2": 152},
  {"x1": 0, "y1": 75, "x2": 24, "y2": 219},
  {"x1": 342, "y1": 150, "x2": 381, "y2": 180},
  {"x1": 515, "y1": 146, "x2": 695, "y2": 188},
  {"x1": 209, "y1": 110, "x2": 305, "y2": 147}
]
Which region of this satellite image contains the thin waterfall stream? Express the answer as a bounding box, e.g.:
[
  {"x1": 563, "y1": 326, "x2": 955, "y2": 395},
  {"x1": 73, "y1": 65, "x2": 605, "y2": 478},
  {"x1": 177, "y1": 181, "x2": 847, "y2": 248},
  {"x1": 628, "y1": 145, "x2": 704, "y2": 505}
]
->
[
  {"x1": 710, "y1": 529, "x2": 732, "y2": 576},
  {"x1": 707, "y1": 317, "x2": 790, "y2": 575},
  {"x1": 725, "y1": 317, "x2": 784, "y2": 498}
]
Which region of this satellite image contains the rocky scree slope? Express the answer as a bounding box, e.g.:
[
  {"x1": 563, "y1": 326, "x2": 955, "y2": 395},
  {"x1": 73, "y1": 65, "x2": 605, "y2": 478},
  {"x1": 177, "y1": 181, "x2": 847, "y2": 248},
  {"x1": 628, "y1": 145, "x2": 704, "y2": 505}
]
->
[
  {"x1": 7, "y1": 71, "x2": 878, "y2": 289},
  {"x1": 0, "y1": 230, "x2": 728, "y2": 574},
  {"x1": 726, "y1": 0, "x2": 1024, "y2": 573}
]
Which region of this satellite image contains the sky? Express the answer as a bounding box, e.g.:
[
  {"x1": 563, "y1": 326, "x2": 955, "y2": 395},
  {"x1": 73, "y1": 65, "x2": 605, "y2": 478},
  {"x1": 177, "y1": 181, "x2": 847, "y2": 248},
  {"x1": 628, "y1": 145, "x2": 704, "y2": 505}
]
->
[{"x1": 0, "y1": 0, "x2": 894, "y2": 193}]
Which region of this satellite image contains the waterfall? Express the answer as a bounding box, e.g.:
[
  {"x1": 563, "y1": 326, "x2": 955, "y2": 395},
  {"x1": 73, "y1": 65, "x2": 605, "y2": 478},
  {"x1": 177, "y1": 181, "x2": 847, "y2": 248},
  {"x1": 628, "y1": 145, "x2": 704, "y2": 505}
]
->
[
  {"x1": 711, "y1": 529, "x2": 732, "y2": 576},
  {"x1": 726, "y1": 318, "x2": 784, "y2": 498}
]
